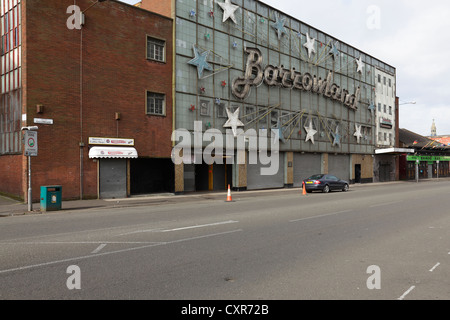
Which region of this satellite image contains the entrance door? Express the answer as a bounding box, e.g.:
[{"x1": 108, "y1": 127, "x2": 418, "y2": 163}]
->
[
  {"x1": 355, "y1": 164, "x2": 362, "y2": 183},
  {"x1": 99, "y1": 159, "x2": 127, "y2": 199}
]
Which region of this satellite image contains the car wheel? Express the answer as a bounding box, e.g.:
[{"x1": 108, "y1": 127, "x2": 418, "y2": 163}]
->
[
  {"x1": 323, "y1": 185, "x2": 330, "y2": 193},
  {"x1": 343, "y1": 184, "x2": 349, "y2": 192}
]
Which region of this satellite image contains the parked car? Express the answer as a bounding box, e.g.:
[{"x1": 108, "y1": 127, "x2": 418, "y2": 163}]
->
[{"x1": 303, "y1": 174, "x2": 349, "y2": 193}]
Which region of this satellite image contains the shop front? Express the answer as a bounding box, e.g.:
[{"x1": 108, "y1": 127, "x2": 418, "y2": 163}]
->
[
  {"x1": 89, "y1": 146, "x2": 138, "y2": 199},
  {"x1": 406, "y1": 155, "x2": 450, "y2": 180}
]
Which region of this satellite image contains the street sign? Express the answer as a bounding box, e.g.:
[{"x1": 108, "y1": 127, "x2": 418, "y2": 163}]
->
[
  {"x1": 34, "y1": 118, "x2": 54, "y2": 125},
  {"x1": 24, "y1": 130, "x2": 38, "y2": 157}
]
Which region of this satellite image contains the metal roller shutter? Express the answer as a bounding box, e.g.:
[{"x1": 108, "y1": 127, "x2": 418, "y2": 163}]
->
[
  {"x1": 328, "y1": 154, "x2": 351, "y2": 182},
  {"x1": 293, "y1": 153, "x2": 322, "y2": 187},
  {"x1": 247, "y1": 152, "x2": 284, "y2": 190}
]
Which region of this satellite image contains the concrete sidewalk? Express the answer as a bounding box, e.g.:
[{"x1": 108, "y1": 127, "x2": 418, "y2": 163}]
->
[{"x1": 0, "y1": 178, "x2": 447, "y2": 217}]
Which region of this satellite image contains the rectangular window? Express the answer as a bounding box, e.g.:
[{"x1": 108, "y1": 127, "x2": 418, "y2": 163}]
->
[
  {"x1": 146, "y1": 92, "x2": 165, "y2": 116},
  {"x1": 378, "y1": 74, "x2": 381, "y2": 83},
  {"x1": 378, "y1": 103, "x2": 381, "y2": 112},
  {"x1": 388, "y1": 78, "x2": 392, "y2": 87},
  {"x1": 383, "y1": 77, "x2": 386, "y2": 85},
  {"x1": 384, "y1": 104, "x2": 387, "y2": 113},
  {"x1": 146, "y1": 36, "x2": 165, "y2": 62},
  {"x1": 389, "y1": 106, "x2": 392, "y2": 115}
]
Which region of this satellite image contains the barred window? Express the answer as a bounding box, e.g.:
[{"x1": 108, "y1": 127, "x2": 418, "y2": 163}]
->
[
  {"x1": 147, "y1": 36, "x2": 165, "y2": 62},
  {"x1": 146, "y1": 92, "x2": 165, "y2": 116}
]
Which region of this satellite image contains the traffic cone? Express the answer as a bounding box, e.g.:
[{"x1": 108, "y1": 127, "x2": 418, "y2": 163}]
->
[
  {"x1": 226, "y1": 185, "x2": 233, "y2": 202},
  {"x1": 302, "y1": 182, "x2": 307, "y2": 196}
]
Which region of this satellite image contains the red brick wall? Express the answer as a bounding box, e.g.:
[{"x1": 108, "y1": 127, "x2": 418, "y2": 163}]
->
[
  {"x1": 21, "y1": 0, "x2": 173, "y2": 200},
  {"x1": 139, "y1": 0, "x2": 173, "y2": 18},
  {"x1": 0, "y1": 155, "x2": 23, "y2": 198}
]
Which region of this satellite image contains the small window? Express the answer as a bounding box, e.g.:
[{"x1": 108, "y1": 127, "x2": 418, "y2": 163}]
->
[
  {"x1": 383, "y1": 104, "x2": 387, "y2": 113},
  {"x1": 146, "y1": 92, "x2": 165, "y2": 116},
  {"x1": 378, "y1": 74, "x2": 381, "y2": 83},
  {"x1": 147, "y1": 36, "x2": 165, "y2": 62},
  {"x1": 378, "y1": 103, "x2": 381, "y2": 112},
  {"x1": 388, "y1": 78, "x2": 392, "y2": 87},
  {"x1": 389, "y1": 106, "x2": 392, "y2": 115},
  {"x1": 383, "y1": 77, "x2": 386, "y2": 85}
]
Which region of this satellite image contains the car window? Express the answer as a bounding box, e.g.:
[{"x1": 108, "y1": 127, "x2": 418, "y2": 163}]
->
[{"x1": 309, "y1": 175, "x2": 324, "y2": 180}]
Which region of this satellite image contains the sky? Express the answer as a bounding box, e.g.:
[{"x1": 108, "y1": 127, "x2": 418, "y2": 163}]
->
[{"x1": 119, "y1": 0, "x2": 450, "y2": 136}]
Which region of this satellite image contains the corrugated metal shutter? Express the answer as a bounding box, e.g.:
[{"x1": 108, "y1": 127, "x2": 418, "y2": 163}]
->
[
  {"x1": 293, "y1": 153, "x2": 322, "y2": 187},
  {"x1": 247, "y1": 152, "x2": 284, "y2": 190},
  {"x1": 328, "y1": 154, "x2": 351, "y2": 182}
]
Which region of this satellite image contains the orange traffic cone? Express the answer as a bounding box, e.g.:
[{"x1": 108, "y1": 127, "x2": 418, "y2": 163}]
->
[
  {"x1": 226, "y1": 185, "x2": 233, "y2": 202},
  {"x1": 302, "y1": 182, "x2": 307, "y2": 196}
]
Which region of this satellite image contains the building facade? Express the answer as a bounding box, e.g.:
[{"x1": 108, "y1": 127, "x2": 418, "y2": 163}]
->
[
  {"x1": 143, "y1": 0, "x2": 396, "y2": 192},
  {"x1": 399, "y1": 128, "x2": 450, "y2": 180},
  {"x1": 373, "y1": 68, "x2": 398, "y2": 182},
  {"x1": 0, "y1": 0, "x2": 174, "y2": 201}
]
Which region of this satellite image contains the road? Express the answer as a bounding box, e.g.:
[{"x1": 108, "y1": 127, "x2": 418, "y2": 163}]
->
[{"x1": 0, "y1": 181, "x2": 449, "y2": 302}]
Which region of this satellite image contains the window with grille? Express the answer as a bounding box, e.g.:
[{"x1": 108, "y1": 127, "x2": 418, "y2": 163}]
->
[
  {"x1": 146, "y1": 92, "x2": 165, "y2": 116},
  {"x1": 147, "y1": 36, "x2": 165, "y2": 62}
]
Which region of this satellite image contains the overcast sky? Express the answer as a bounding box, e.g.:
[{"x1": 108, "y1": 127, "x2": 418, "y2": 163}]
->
[{"x1": 119, "y1": 0, "x2": 450, "y2": 136}]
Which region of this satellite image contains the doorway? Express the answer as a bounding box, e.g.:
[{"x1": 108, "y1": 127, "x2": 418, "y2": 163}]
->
[{"x1": 355, "y1": 164, "x2": 362, "y2": 184}]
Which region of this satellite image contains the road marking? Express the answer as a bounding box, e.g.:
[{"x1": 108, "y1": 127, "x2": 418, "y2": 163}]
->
[
  {"x1": 0, "y1": 229, "x2": 243, "y2": 275},
  {"x1": 91, "y1": 244, "x2": 107, "y2": 254},
  {"x1": 398, "y1": 286, "x2": 415, "y2": 300},
  {"x1": 290, "y1": 210, "x2": 353, "y2": 223},
  {"x1": 3, "y1": 241, "x2": 163, "y2": 245},
  {"x1": 118, "y1": 220, "x2": 239, "y2": 236},
  {"x1": 429, "y1": 263, "x2": 440, "y2": 272},
  {"x1": 369, "y1": 201, "x2": 403, "y2": 208}
]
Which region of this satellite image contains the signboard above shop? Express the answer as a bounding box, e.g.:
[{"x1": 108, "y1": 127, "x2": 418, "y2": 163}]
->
[
  {"x1": 407, "y1": 155, "x2": 450, "y2": 162},
  {"x1": 89, "y1": 137, "x2": 134, "y2": 146}
]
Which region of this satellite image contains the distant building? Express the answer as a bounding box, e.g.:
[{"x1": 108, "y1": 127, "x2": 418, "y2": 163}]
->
[{"x1": 399, "y1": 128, "x2": 450, "y2": 180}]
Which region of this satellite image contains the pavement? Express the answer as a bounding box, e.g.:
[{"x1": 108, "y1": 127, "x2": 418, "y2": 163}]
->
[{"x1": 1, "y1": 178, "x2": 448, "y2": 217}]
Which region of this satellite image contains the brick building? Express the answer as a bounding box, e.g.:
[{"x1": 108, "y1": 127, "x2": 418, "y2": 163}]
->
[{"x1": 0, "y1": 0, "x2": 174, "y2": 201}]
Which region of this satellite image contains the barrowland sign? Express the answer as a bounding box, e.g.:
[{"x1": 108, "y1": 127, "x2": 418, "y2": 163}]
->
[
  {"x1": 172, "y1": 122, "x2": 281, "y2": 176},
  {"x1": 232, "y1": 48, "x2": 361, "y2": 110}
]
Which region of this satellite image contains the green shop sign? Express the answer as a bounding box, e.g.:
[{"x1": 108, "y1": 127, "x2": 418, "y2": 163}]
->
[{"x1": 407, "y1": 155, "x2": 450, "y2": 162}]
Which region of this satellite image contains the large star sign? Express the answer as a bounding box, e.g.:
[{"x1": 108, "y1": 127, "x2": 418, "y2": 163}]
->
[
  {"x1": 332, "y1": 126, "x2": 341, "y2": 147},
  {"x1": 224, "y1": 107, "x2": 244, "y2": 138},
  {"x1": 188, "y1": 45, "x2": 213, "y2": 79},
  {"x1": 272, "y1": 13, "x2": 287, "y2": 40},
  {"x1": 303, "y1": 33, "x2": 316, "y2": 59},
  {"x1": 304, "y1": 120, "x2": 318, "y2": 145},
  {"x1": 354, "y1": 124, "x2": 363, "y2": 144},
  {"x1": 217, "y1": 0, "x2": 239, "y2": 24},
  {"x1": 355, "y1": 56, "x2": 364, "y2": 74}
]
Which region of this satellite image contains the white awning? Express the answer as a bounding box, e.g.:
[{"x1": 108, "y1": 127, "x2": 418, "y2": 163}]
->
[
  {"x1": 375, "y1": 148, "x2": 415, "y2": 155},
  {"x1": 89, "y1": 147, "x2": 138, "y2": 159}
]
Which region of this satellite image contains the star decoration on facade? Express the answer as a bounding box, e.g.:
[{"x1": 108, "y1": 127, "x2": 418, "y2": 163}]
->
[
  {"x1": 329, "y1": 42, "x2": 339, "y2": 60},
  {"x1": 332, "y1": 126, "x2": 341, "y2": 147},
  {"x1": 272, "y1": 120, "x2": 287, "y2": 144},
  {"x1": 303, "y1": 33, "x2": 316, "y2": 59},
  {"x1": 224, "y1": 107, "x2": 244, "y2": 138},
  {"x1": 368, "y1": 102, "x2": 376, "y2": 116},
  {"x1": 304, "y1": 120, "x2": 318, "y2": 145},
  {"x1": 271, "y1": 13, "x2": 287, "y2": 40},
  {"x1": 188, "y1": 45, "x2": 213, "y2": 79},
  {"x1": 189, "y1": 9, "x2": 196, "y2": 18},
  {"x1": 355, "y1": 56, "x2": 364, "y2": 74},
  {"x1": 217, "y1": 0, "x2": 239, "y2": 24},
  {"x1": 354, "y1": 124, "x2": 363, "y2": 144}
]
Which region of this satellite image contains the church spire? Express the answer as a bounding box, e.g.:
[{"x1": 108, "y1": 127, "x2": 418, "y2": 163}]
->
[{"x1": 431, "y1": 119, "x2": 437, "y2": 137}]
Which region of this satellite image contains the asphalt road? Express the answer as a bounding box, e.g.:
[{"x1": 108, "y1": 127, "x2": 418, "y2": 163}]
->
[{"x1": 0, "y1": 181, "x2": 449, "y2": 301}]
